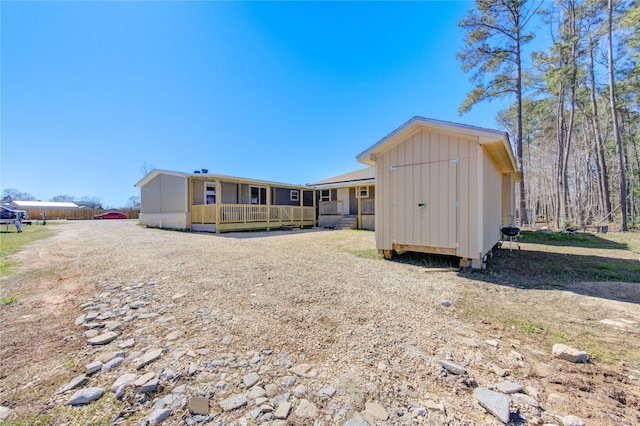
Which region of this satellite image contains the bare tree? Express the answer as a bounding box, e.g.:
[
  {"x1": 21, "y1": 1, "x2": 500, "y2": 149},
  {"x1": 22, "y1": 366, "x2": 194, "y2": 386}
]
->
[
  {"x1": 457, "y1": 0, "x2": 542, "y2": 225},
  {"x1": 608, "y1": 0, "x2": 628, "y2": 231}
]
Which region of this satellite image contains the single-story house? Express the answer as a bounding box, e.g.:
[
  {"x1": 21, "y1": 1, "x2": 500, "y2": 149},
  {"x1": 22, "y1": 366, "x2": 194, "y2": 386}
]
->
[
  {"x1": 135, "y1": 170, "x2": 316, "y2": 232},
  {"x1": 357, "y1": 116, "x2": 519, "y2": 268},
  {"x1": 307, "y1": 167, "x2": 375, "y2": 230}
]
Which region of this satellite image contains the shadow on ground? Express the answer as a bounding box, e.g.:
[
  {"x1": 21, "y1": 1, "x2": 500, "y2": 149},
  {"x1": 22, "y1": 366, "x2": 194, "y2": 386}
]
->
[{"x1": 388, "y1": 240, "x2": 640, "y2": 305}]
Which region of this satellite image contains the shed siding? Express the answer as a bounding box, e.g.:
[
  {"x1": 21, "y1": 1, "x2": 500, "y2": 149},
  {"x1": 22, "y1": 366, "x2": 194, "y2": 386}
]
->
[
  {"x1": 376, "y1": 128, "x2": 482, "y2": 256},
  {"x1": 482, "y1": 151, "x2": 504, "y2": 255}
]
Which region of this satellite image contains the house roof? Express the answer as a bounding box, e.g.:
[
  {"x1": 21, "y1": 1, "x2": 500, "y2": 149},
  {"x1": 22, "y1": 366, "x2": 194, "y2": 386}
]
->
[
  {"x1": 307, "y1": 167, "x2": 375, "y2": 189},
  {"x1": 135, "y1": 169, "x2": 309, "y2": 190},
  {"x1": 10, "y1": 201, "x2": 79, "y2": 209},
  {"x1": 356, "y1": 116, "x2": 519, "y2": 177}
]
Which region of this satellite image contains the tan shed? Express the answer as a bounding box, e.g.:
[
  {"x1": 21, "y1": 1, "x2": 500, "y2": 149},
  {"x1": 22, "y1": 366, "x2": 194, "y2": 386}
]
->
[{"x1": 356, "y1": 117, "x2": 519, "y2": 268}]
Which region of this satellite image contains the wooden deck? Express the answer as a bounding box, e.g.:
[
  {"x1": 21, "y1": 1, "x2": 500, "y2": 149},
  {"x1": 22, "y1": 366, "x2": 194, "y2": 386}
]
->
[{"x1": 190, "y1": 204, "x2": 316, "y2": 232}]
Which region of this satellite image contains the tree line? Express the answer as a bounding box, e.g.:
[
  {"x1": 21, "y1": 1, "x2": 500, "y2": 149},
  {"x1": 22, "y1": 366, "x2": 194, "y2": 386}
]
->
[{"x1": 458, "y1": 0, "x2": 638, "y2": 231}]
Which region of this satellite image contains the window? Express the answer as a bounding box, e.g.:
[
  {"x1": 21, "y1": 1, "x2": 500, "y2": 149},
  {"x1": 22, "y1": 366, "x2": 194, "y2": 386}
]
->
[
  {"x1": 359, "y1": 187, "x2": 369, "y2": 198},
  {"x1": 320, "y1": 189, "x2": 331, "y2": 202},
  {"x1": 250, "y1": 186, "x2": 267, "y2": 205},
  {"x1": 290, "y1": 190, "x2": 299, "y2": 202},
  {"x1": 205, "y1": 182, "x2": 216, "y2": 204}
]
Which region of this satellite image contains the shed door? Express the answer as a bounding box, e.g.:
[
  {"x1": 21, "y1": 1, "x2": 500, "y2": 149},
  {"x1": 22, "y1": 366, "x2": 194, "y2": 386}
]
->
[{"x1": 391, "y1": 160, "x2": 458, "y2": 251}]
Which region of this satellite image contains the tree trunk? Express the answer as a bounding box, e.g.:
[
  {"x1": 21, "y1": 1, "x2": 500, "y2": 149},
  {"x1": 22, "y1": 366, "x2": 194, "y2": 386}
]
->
[
  {"x1": 515, "y1": 8, "x2": 527, "y2": 225},
  {"x1": 608, "y1": 0, "x2": 628, "y2": 231},
  {"x1": 588, "y1": 34, "x2": 612, "y2": 222}
]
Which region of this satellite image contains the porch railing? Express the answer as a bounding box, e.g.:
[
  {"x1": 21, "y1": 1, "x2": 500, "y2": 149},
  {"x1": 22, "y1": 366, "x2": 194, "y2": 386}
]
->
[
  {"x1": 191, "y1": 204, "x2": 315, "y2": 225},
  {"x1": 362, "y1": 198, "x2": 375, "y2": 215},
  {"x1": 319, "y1": 200, "x2": 343, "y2": 215}
]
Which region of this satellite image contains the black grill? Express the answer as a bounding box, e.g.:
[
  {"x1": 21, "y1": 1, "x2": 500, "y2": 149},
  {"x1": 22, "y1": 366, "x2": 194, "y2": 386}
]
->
[{"x1": 501, "y1": 226, "x2": 520, "y2": 237}]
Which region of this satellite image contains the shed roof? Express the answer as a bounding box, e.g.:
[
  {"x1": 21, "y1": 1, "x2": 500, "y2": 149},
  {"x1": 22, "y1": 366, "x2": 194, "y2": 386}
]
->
[
  {"x1": 307, "y1": 167, "x2": 375, "y2": 189},
  {"x1": 356, "y1": 116, "x2": 519, "y2": 177},
  {"x1": 10, "y1": 201, "x2": 79, "y2": 209}
]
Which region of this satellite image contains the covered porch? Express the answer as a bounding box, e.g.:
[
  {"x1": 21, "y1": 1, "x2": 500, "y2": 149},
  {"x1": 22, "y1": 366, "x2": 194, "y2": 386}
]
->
[
  {"x1": 309, "y1": 167, "x2": 376, "y2": 230},
  {"x1": 189, "y1": 175, "x2": 316, "y2": 233}
]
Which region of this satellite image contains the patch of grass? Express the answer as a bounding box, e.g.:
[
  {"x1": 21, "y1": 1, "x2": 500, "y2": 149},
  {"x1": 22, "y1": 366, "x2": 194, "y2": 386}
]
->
[
  {"x1": 2, "y1": 295, "x2": 19, "y2": 305},
  {"x1": 0, "y1": 224, "x2": 56, "y2": 276},
  {"x1": 580, "y1": 328, "x2": 596, "y2": 337},
  {"x1": 553, "y1": 331, "x2": 573, "y2": 343},
  {"x1": 351, "y1": 249, "x2": 383, "y2": 260},
  {"x1": 518, "y1": 321, "x2": 544, "y2": 334},
  {"x1": 596, "y1": 264, "x2": 615, "y2": 270}
]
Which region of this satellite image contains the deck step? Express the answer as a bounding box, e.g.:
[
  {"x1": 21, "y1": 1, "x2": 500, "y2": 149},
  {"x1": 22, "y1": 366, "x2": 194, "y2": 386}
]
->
[{"x1": 334, "y1": 215, "x2": 358, "y2": 230}]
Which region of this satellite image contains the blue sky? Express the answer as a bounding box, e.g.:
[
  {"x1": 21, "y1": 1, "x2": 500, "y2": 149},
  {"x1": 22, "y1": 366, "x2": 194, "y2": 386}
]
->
[{"x1": 2, "y1": 1, "x2": 521, "y2": 208}]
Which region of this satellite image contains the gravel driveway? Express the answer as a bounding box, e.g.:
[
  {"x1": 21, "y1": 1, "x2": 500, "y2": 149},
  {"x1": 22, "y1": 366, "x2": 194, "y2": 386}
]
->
[{"x1": 1, "y1": 220, "x2": 638, "y2": 425}]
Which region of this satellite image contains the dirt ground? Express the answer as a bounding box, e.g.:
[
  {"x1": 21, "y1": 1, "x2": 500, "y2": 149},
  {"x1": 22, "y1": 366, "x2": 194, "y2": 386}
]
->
[{"x1": 0, "y1": 221, "x2": 638, "y2": 425}]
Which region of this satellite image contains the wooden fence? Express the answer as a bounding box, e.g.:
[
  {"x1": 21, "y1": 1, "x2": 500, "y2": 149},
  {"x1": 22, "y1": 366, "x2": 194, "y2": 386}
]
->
[{"x1": 24, "y1": 209, "x2": 140, "y2": 221}]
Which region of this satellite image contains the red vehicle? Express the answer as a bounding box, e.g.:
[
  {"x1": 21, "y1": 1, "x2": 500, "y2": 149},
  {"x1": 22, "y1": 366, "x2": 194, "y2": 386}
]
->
[{"x1": 93, "y1": 212, "x2": 126, "y2": 220}]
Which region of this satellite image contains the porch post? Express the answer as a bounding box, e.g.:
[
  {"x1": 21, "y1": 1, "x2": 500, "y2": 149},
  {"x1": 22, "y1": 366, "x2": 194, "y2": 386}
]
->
[
  {"x1": 215, "y1": 178, "x2": 220, "y2": 233},
  {"x1": 357, "y1": 186, "x2": 362, "y2": 230},
  {"x1": 188, "y1": 177, "x2": 193, "y2": 227},
  {"x1": 267, "y1": 185, "x2": 271, "y2": 225}
]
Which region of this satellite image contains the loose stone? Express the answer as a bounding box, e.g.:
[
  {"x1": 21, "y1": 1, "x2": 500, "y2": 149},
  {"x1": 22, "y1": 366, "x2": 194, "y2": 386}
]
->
[
  {"x1": 87, "y1": 331, "x2": 118, "y2": 345},
  {"x1": 136, "y1": 348, "x2": 163, "y2": 369},
  {"x1": 294, "y1": 399, "x2": 318, "y2": 418},
  {"x1": 512, "y1": 393, "x2": 539, "y2": 408},
  {"x1": 147, "y1": 408, "x2": 172, "y2": 425},
  {"x1": 67, "y1": 387, "x2": 105, "y2": 406},
  {"x1": 365, "y1": 402, "x2": 389, "y2": 421},
  {"x1": 111, "y1": 373, "x2": 137, "y2": 392},
  {"x1": 243, "y1": 372, "x2": 259, "y2": 388},
  {"x1": 495, "y1": 380, "x2": 524, "y2": 394},
  {"x1": 118, "y1": 338, "x2": 135, "y2": 349},
  {"x1": 552, "y1": 343, "x2": 589, "y2": 363},
  {"x1": 248, "y1": 385, "x2": 266, "y2": 400},
  {"x1": 290, "y1": 363, "x2": 315, "y2": 378},
  {"x1": 292, "y1": 384, "x2": 306, "y2": 398},
  {"x1": 104, "y1": 320, "x2": 123, "y2": 331},
  {"x1": 56, "y1": 374, "x2": 87, "y2": 394},
  {"x1": 101, "y1": 356, "x2": 124, "y2": 371},
  {"x1": 135, "y1": 372, "x2": 156, "y2": 387},
  {"x1": 0, "y1": 406, "x2": 11, "y2": 421},
  {"x1": 165, "y1": 330, "x2": 182, "y2": 341},
  {"x1": 474, "y1": 387, "x2": 510, "y2": 424},
  {"x1": 130, "y1": 301, "x2": 146, "y2": 309},
  {"x1": 219, "y1": 393, "x2": 247, "y2": 411},
  {"x1": 439, "y1": 360, "x2": 466, "y2": 375},
  {"x1": 141, "y1": 378, "x2": 160, "y2": 393},
  {"x1": 274, "y1": 401, "x2": 292, "y2": 419},
  {"x1": 317, "y1": 384, "x2": 336, "y2": 397},
  {"x1": 562, "y1": 414, "x2": 586, "y2": 426},
  {"x1": 74, "y1": 314, "x2": 86, "y2": 325}
]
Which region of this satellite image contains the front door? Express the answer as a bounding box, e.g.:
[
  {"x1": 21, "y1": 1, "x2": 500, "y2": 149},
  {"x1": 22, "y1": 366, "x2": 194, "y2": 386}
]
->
[{"x1": 391, "y1": 160, "x2": 458, "y2": 251}]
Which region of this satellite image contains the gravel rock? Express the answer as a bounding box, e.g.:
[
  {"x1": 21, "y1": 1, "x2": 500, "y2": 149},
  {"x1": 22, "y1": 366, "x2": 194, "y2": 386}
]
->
[
  {"x1": 473, "y1": 387, "x2": 510, "y2": 424},
  {"x1": 294, "y1": 399, "x2": 318, "y2": 418},
  {"x1": 219, "y1": 393, "x2": 247, "y2": 411},
  {"x1": 552, "y1": 344, "x2": 589, "y2": 363},
  {"x1": 67, "y1": 387, "x2": 105, "y2": 405},
  {"x1": 56, "y1": 374, "x2": 87, "y2": 394}
]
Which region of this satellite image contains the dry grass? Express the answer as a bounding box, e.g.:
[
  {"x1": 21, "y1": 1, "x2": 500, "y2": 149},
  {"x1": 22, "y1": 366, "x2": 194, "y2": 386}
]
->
[{"x1": 1, "y1": 222, "x2": 639, "y2": 425}]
